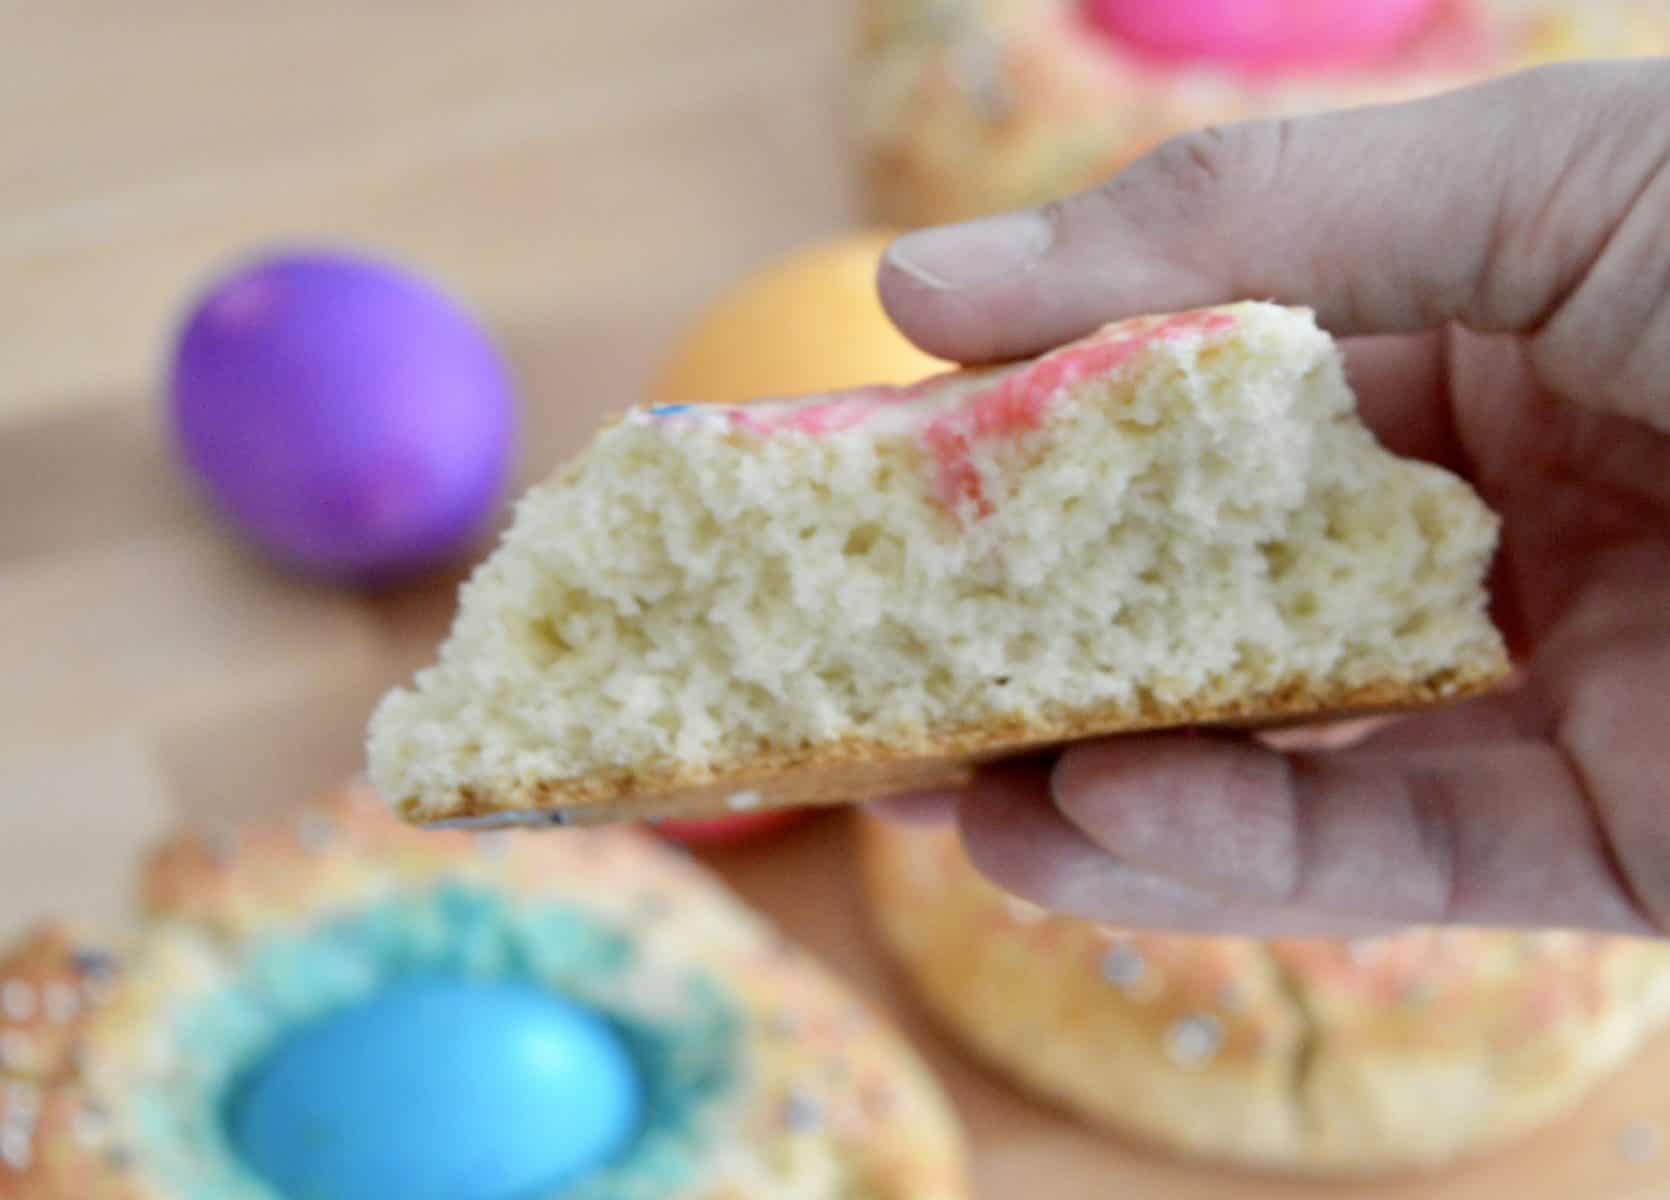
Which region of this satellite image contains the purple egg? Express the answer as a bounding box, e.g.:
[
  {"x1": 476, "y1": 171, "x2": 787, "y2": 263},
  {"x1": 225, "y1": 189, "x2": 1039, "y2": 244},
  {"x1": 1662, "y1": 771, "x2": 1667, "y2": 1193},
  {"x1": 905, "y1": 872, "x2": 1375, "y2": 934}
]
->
[{"x1": 170, "y1": 249, "x2": 515, "y2": 581}]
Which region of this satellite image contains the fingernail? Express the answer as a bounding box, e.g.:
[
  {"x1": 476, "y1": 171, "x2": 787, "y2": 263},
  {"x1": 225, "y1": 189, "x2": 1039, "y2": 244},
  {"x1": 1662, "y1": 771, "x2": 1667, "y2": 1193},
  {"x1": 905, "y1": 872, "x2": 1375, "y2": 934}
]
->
[{"x1": 886, "y1": 210, "x2": 1054, "y2": 290}]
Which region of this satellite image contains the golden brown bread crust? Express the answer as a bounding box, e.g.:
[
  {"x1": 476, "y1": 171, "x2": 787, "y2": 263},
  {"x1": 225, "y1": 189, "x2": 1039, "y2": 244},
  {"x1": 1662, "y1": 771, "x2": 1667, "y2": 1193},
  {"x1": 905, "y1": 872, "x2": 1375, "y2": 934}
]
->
[
  {"x1": 858, "y1": 817, "x2": 1670, "y2": 1175},
  {"x1": 404, "y1": 660, "x2": 1510, "y2": 829}
]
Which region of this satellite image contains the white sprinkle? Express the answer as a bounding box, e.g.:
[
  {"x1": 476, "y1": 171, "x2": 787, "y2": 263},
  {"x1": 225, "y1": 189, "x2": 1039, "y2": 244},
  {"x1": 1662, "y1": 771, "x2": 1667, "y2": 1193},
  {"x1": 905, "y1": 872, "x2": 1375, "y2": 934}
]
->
[
  {"x1": 782, "y1": 1090, "x2": 822, "y2": 1131},
  {"x1": 1165, "y1": 1014, "x2": 1223, "y2": 1068},
  {"x1": 1100, "y1": 942, "x2": 1147, "y2": 993},
  {"x1": 725, "y1": 790, "x2": 763, "y2": 812},
  {"x1": 42, "y1": 982, "x2": 78, "y2": 1026},
  {"x1": 0, "y1": 1125, "x2": 30, "y2": 1171},
  {"x1": 3, "y1": 1081, "x2": 40, "y2": 1120},
  {"x1": 0, "y1": 1031, "x2": 32, "y2": 1073},
  {"x1": 0, "y1": 981, "x2": 33, "y2": 1023},
  {"x1": 1620, "y1": 1122, "x2": 1661, "y2": 1163},
  {"x1": 72, "y1": 1106, "x2": 108, "y2": 1150}
]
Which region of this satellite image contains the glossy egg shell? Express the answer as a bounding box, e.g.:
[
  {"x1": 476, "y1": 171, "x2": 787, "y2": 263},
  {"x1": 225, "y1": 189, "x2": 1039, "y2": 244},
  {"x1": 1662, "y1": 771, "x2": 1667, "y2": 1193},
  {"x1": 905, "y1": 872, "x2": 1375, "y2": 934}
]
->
[
  {"x1": 228, "y1": 978, "x2": 642, "y2": 1200},
  {"x1": 653, "y1": 808, "x2": 808, "y2": 848},
  {"x1": 651, "y1": 231, "x2": 948, "y2": 404},
  {"x1": 1083, "y1": 0, "x2": 1442, "y2": 70},
  {"x1": 170, "y1": 249, "x2": 515, "y2": 582}
]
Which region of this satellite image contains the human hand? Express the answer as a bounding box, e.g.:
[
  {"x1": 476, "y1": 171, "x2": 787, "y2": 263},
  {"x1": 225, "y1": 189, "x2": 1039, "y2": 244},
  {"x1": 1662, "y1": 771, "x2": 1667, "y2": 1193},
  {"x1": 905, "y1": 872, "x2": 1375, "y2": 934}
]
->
[{"x1": 874, "y1": 61, "x2": 1670, "y2": 938}]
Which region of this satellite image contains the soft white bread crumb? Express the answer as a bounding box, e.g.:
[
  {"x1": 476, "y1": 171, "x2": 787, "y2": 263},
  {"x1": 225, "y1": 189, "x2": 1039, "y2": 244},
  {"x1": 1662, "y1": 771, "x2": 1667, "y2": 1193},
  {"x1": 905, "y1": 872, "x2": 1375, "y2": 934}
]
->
[{"x1": 368, "y1": 302, "x2": 1507, "y2": 824}]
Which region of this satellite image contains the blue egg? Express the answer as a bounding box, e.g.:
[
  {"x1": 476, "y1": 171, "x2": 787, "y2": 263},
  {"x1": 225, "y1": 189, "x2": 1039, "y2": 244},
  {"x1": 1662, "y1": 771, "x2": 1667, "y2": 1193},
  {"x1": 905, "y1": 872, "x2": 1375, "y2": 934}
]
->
[{"x1": 228, "y1": 979, "x2": 642, "y2": 1200}]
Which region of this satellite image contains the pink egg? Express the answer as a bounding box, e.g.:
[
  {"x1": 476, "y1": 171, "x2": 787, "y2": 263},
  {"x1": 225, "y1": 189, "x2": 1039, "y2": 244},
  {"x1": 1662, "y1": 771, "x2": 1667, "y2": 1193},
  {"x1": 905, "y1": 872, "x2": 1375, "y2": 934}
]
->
[
  {"x1": 1083, "y1": 0, "x2": 1442, "y2": 71},
  {"x1": 650, "y1": 808, "x2": 808, "y2": 849},
  {"x1": 169, "y1": 250, "x2": 515, "y2": 581}
]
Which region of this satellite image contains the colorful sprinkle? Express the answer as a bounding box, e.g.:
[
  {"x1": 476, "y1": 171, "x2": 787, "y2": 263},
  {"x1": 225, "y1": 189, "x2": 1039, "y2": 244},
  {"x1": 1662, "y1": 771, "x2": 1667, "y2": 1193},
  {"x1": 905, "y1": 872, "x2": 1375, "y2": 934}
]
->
[
  {"x1": 1, "y1": 981, "x2": 32, "y2": 1022},
  {"x1": 71, "y1": 948, "x2": 116, "y2": 982},
  {"x1": 1, "y1": 1124, "x2": 31, "y2": 1171},
  {"x1": 782, "y1": 1090, "x2": 823, "y2": 1131},
  {"x1": 648, "y1": 404, "x2": 695, "y2": 417},
  {"x1": 1100, "y1": 941, "x2": 1147, "y2": 993},
  {"x1": 72, "y1": 1104, "x2": 109, "y2": 1151},
  {"x1": 1164, "y1": 1014, "x2": 1224, "y2": 1067}
]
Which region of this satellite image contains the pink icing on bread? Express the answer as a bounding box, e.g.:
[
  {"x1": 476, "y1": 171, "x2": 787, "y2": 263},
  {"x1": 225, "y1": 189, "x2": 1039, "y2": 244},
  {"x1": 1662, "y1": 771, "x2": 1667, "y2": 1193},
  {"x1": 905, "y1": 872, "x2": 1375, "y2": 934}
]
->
[
  {"x1": 922, "y1": 309, "x2": 1236, "y2": 515},
  {"x1": 644, "y1": 306, "x2": 1239, "y2": 519}
]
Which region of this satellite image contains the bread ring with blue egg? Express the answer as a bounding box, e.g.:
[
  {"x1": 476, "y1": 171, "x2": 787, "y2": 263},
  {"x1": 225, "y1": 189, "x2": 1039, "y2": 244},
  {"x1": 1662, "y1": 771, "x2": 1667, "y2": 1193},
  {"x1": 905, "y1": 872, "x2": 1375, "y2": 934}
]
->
[{"x1": 0, "y1": 784, "x2": 967, "y2": 1200}]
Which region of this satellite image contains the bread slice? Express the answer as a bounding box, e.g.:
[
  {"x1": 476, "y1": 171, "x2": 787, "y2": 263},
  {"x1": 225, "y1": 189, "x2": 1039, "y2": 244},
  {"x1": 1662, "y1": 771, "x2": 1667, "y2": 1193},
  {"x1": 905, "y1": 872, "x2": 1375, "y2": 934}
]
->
[{"x1": 367, "y1": 302, "x2": 1509, "y2": 828}]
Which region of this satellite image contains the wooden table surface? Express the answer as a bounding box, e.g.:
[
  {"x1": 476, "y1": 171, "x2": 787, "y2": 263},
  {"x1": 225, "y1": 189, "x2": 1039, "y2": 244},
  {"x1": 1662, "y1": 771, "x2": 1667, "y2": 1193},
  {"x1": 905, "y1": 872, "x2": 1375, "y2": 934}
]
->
[{"x1": 3, "y1": 5, "x2": 1669, "y2": 1197}]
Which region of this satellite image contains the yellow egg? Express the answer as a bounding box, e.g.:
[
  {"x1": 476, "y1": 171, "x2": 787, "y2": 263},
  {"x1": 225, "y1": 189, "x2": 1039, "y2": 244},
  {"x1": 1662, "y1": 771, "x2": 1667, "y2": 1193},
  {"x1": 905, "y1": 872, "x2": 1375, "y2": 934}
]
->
[{"x1": 651, "y1": 231, "x2": 948, "y2": 405}]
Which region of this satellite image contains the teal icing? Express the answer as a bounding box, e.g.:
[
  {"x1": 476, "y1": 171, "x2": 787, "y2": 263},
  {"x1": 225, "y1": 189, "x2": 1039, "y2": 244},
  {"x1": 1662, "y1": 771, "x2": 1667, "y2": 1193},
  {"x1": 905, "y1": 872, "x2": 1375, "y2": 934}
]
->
[{"x1": 128, "y1": 885, "x2": 743, "y2": 1200}]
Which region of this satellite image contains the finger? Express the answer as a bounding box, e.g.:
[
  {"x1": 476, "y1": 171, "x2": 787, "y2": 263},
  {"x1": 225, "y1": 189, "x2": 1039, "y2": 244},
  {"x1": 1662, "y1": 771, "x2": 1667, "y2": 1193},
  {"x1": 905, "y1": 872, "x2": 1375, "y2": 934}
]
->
[
  {"x1": 1358, "y1": 682, "x2": 1541, "y2": 750},
  {"x1": 1541, "y1": 624, "x2": 1670, "y2": 932},
  {"x1": 1339, "y1": 332, "x2": 1459, "y2": 470},
  {"x1": 956, "y1": 764, "x2": 1398, "y2": 938},
  {"x1": 878, "y1": 61, "x2": 1670, "y2": 429},
  {"x1": 1050, "y1": 732, "x2": 1657, "y2": 935}
]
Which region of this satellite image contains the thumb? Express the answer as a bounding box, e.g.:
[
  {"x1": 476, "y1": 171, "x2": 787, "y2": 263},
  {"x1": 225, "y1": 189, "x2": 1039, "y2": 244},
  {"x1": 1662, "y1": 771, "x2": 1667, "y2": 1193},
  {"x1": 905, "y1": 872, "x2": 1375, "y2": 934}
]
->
[{"x1": 878, "y1": 60, "x2": 1670, "y2": 432}]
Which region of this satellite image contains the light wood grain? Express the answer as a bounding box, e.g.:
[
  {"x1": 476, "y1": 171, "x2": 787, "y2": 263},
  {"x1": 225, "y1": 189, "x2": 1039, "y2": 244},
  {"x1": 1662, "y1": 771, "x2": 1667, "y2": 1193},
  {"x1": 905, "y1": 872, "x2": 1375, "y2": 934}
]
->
[
  {"x1": 0, "y1": 1, "x2": 851, "y2": 422},
  {"x1": 1, "y1": 3, "x2": 1668, "y2": 1197}
]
